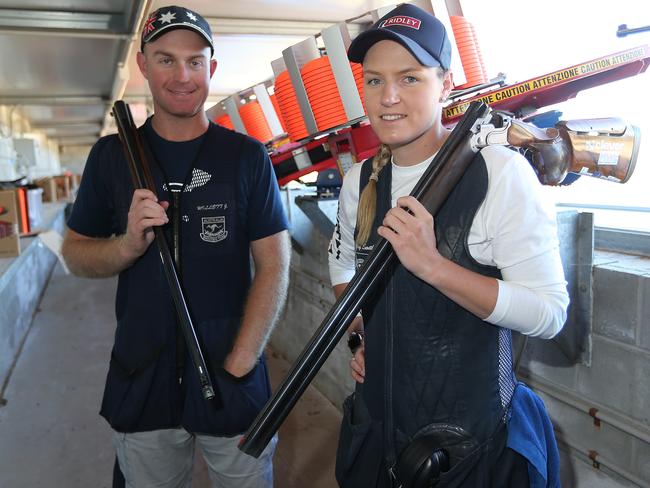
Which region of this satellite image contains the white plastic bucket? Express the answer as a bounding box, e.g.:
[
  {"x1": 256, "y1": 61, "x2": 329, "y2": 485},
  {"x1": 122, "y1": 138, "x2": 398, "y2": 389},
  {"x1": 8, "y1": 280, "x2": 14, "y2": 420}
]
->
[{"x1": 27, "y1": 187, "x2": 43, "y2": 230}]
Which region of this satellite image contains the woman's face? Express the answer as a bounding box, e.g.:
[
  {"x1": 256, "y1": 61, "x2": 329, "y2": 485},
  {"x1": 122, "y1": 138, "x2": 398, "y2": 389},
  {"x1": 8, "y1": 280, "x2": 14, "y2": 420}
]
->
[{"x1": 362, "y1": 40, "x2": 451, "y2": 153}]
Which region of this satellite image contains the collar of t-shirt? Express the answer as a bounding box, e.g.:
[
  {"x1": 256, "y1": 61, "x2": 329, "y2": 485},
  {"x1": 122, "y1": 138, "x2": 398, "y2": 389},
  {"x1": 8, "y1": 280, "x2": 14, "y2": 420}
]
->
[
  {"x1": 388, "y1": 153, "x2": 436, "y2": 207},
  {"x1": 143, "y1": 117, "x2": 207, "y2": 189}
]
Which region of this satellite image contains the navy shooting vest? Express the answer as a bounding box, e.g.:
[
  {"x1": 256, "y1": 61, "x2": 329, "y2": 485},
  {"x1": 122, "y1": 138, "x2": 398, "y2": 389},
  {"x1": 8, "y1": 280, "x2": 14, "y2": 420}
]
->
[
  {"x1": 342, "y1": 153, "x2": 517, "y2": 484},
  {"x1": 99, "y1": 122, "x2": 272, "y2": 435}
]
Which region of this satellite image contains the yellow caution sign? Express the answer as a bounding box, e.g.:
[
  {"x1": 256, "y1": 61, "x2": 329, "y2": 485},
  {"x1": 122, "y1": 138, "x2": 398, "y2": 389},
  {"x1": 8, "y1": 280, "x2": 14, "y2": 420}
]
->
[{"x1": 443, "y1": 45, "x2": 649, "y2": 122}]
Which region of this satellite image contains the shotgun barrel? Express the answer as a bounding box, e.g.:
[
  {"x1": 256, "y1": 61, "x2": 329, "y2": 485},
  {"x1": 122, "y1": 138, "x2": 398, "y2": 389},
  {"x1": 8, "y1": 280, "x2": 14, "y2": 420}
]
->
[{"x1": 112, "y1": 100, "x2": 215, "y2": 401}]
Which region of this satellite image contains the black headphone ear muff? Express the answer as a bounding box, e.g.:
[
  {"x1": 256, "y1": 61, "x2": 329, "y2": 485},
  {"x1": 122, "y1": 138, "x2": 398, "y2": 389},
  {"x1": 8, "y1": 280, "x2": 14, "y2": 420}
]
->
[{"x1": 395, "y1": 435, "x2": 449, "y2": 488}]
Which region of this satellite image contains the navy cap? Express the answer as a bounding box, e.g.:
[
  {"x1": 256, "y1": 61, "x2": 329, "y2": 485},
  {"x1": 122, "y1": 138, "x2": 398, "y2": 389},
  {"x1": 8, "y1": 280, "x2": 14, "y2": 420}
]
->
[
  {"x1": 141, "y1": 5, "x2": 214, "y2": 55},
  {"x1": 348, "y1": 4, "x2": 451, "y2": 69}
]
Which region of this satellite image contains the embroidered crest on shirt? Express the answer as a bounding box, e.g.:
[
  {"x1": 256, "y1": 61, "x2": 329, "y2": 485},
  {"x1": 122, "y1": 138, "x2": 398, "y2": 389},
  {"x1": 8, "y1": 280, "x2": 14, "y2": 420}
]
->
[{"x1": 200, "y1": 216, "x2": 228, "y2": 243}]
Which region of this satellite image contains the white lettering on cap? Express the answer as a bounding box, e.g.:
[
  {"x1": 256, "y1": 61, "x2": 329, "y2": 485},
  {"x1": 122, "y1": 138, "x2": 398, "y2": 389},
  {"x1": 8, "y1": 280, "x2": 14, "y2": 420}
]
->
[{"x1": 379, "y1": 16, "x2": 422, "y2": 30}]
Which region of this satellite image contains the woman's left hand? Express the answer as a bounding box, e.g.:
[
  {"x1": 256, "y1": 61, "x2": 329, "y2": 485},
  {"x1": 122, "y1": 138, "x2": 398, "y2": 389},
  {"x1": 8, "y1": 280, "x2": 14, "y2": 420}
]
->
[{"x1": 377, "y1": 196, "x2": 443, "y2": 283}]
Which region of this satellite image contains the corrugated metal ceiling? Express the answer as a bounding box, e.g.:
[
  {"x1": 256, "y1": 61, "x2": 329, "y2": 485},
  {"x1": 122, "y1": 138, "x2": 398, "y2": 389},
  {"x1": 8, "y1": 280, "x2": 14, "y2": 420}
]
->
[
  {"x1": 0, "y1": 0, "x2": 395, "y2": 150},
  {"x1": 0, "y1": 0, "x2": 146, "y2": 147}
]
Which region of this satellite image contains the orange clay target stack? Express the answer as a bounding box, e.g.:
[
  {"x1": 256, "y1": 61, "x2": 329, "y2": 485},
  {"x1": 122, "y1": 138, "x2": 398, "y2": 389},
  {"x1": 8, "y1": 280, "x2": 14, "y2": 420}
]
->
[{"x1": 204, "y1": 3, "x2": 649, "y2": 189}]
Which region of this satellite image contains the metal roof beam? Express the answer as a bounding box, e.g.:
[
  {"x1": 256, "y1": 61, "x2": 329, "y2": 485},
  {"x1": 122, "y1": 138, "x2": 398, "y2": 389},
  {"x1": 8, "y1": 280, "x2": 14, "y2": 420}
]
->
[
  {"x1": 0, "y1": 96, "x2": 105, "y2": 106},
  {"x1": 51, "y1": 135, "x2": 99, "y2": 144},
  {"x1": 205, "y1": 17, "x2": 364, "y2": 37},
  {"x1": 29, "y1": 119, "x2": 103, "y2": 128},
  {"x1": 0, "y1": 8, "x2": 127, "y2": 38},
  {"x1": 39, "y1": 123, "x2": 102, "y2": 132},
  {"x1": 101, "y1": 0, "x2": 151, "y2": 138}
]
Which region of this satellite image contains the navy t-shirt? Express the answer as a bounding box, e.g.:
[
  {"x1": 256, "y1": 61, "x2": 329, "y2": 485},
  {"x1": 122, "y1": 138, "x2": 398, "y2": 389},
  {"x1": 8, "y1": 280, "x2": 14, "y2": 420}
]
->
[
  {"x1": 68, "y1": 117, "x2": 287, "y2": 243},
  {"x1": 67, "y1": 117, "x2": 288, "y2": 434}
]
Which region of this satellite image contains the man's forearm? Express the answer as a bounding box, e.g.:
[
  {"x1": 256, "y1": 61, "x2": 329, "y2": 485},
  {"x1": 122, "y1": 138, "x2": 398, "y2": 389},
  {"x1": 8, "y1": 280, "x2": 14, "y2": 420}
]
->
[
  {"x1": 62, "y1": 232, "x2": 137, "y2": 278},
  {"x1": 232, "y1": 261, "x2": 289, "y2": 360},
  {"x1": 222, "y1": 231, "x2": 290, "y2": 377}
]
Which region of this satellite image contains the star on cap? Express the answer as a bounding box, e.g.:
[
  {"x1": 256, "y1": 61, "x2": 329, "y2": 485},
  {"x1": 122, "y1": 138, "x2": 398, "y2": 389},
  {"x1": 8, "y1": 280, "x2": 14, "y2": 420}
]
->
[
  {"x1": 186, "y1": 11, "x2": 197, "y2": 22},
  {"x1": 159, "y1": 11, "x2": 176, "y2": 24}
]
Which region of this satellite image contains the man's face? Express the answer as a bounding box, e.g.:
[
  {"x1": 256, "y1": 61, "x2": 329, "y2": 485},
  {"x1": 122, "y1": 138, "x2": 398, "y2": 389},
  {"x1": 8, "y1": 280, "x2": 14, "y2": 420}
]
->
[
  {"x1": 362, "y1": 40, "x2": 451, "y2": 152},
  {"x1": 137, "y1": 29, "x2": 216, "y2": 120}
]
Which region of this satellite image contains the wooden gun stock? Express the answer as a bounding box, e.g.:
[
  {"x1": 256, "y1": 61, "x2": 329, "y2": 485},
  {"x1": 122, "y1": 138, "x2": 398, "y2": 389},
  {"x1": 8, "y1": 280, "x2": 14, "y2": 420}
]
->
[
  {"x1": 559, "y1": 118, "x2": 639, "y2": 183},
  {"x1": 508, "y1": 118, "x2": 640, "y2": 185}
]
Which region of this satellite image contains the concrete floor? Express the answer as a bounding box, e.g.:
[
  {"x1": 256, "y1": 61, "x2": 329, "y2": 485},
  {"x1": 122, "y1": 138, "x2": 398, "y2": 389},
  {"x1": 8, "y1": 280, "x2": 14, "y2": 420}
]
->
[{"x1": 0, "y1": 263, "x2": 341, "y2": 488}]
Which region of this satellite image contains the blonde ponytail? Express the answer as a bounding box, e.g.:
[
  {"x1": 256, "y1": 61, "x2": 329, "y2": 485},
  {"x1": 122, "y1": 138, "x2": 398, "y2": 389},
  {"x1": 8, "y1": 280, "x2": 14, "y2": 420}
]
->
[{"x1": 355, "y1": 144, "x2": 392, "y2": 247}]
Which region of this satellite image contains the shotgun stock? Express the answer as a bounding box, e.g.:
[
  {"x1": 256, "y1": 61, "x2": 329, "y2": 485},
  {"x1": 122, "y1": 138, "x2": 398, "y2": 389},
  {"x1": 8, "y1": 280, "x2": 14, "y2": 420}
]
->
[{"x1": 508, "y1": 117, "x2": 640, "y2": 185}]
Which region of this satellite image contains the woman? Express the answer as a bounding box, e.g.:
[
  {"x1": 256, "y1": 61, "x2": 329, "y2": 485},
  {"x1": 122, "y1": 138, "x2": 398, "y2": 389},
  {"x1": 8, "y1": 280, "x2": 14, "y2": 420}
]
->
[{"x1": 328, "y1": 4, "x2": 568, "y2": 487}]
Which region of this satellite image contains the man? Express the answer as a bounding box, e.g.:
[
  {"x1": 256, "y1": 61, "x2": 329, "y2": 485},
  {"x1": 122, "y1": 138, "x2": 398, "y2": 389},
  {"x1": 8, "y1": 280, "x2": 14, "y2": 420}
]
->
[{"x1": 62, "y1": 5, "x2": 290, "y2": 487}]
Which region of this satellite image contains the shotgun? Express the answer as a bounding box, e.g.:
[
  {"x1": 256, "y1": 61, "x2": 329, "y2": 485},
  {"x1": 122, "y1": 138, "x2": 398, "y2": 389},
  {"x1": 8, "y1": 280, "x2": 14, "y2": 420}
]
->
[
  {"x1": 111, "y1": 100, "x2": 215, "y2": 401},
  {"x1": 240, "y1": 101, "x2": 491, "y2": 457},
  {"x1": 239, "y1": 101, "x2": 641, "y2": 457}
]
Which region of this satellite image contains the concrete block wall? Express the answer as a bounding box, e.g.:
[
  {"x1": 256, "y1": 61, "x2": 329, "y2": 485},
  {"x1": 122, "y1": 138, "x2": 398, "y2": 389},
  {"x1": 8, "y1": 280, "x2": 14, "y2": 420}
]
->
[
  {"x1": 271, "y1": 188, "x2": 354, "y2": 409},
  {"x1": 273, "y1": 188, "x2": 650, "y2": 487},
  {"x1": 518, "y1": 251, "x2": 650, "y2": 487},
  {"x1": 0, "y1": 204, "x2": 65, "y2": 390}
]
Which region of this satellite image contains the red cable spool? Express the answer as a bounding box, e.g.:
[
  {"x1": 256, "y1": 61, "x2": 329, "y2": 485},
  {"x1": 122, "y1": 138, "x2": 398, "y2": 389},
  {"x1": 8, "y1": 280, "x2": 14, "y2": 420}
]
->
[
  {"x1": 274, "y1": 70, "x2": 309, "y2": 141},
  {"x1": 215, "y1": 114, "x2": 234, "y2": 130},
  {"x1": 450, "y1": 15, "x2": 488, "y2": 89},
  {"x1": 239, "y1": 101, "x2": 273, "y2": 143}
]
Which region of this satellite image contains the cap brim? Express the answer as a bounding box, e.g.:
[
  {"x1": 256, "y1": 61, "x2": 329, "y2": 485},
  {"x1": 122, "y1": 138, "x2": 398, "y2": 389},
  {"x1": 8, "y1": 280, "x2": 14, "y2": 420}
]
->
[{"x1": 348, "y1": 29, "x2": 440, "y2": 67}]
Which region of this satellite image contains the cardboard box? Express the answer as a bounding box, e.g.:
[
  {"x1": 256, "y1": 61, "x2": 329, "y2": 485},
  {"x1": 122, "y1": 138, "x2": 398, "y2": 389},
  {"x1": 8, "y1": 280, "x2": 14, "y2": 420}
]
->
[
  {"x1": 34, "y1": 177, "x2": 57, "y2": 202},
  {"x1": 0, "y1": 190, "x2": 20, "y2": 258},
  {"x1": 53, "y1": 175, "x2": 71, "y2": 201}
]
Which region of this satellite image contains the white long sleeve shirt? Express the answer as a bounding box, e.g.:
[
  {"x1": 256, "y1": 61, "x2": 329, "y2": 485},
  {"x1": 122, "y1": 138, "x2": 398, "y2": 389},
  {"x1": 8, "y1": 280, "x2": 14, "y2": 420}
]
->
[{"x1": 328, "y1": 145, "x2": 569, "y2": 339}]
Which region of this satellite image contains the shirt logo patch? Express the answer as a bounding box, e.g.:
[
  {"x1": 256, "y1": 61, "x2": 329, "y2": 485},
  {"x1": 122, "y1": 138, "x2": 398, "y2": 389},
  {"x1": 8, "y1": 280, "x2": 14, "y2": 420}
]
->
[
  {"x1": 200, "y1": 216, "x2": 228, "y2": 243},
  {"x1": 355, "y1": 244, "x2": 374, "y2": 270},
  {"x1": 380, "y1": 16, "x2": 421, "y2": 30},
  {"x1": 185, "y1": 168, "x2": 211, "y2": 192}
]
